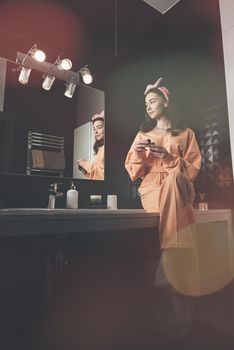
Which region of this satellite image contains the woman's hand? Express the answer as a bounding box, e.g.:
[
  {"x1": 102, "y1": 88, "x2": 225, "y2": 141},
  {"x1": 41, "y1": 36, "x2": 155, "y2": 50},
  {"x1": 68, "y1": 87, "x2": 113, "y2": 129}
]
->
[
  {"x1": 149, "y1": 143, "x2": 171, "y2": 160},
  {"x1": 134, "y1": 141, "x2": 149, "y2": 152},
  {"x1": 77, "y1": 159, "x2": 88, "y2": 174},
  {"x1": 77, "y1": 158, "x2": 86, "y2": 167}
]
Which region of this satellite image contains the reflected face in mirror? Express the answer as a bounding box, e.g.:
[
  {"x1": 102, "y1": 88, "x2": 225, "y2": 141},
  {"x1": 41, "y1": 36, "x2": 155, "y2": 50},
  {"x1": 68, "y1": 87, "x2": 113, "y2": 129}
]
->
[{"x1": 93, "y1": 119, "x2": 104, "y2": 142}]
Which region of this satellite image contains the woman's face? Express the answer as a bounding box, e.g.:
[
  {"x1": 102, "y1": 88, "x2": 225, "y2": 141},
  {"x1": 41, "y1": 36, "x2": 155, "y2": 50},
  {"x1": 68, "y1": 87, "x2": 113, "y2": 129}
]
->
[
  {"x1": 93, "y1": 119, "x2": 104, "y2": 141},
  {"x1": 145, "y1": 91, "x2": 167, "y2": 120}
]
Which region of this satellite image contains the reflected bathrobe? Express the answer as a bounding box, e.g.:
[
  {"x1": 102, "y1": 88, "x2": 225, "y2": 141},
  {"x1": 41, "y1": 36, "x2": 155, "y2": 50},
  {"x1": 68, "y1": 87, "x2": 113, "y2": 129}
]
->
[
  {"x1": 81, "y1": 145, "x2": 104, "y2": 180},
  {"x1": 125, "y1": 128, "x2": 202, "y2": 250}
]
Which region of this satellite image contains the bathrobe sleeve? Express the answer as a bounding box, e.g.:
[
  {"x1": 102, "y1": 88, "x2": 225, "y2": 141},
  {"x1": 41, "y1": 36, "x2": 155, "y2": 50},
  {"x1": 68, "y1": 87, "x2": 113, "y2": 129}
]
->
[
  {"x1": 125, "y1": 132, "x2": 146, "y2": 181},
  {"x1": 163, "y1": 128, "x2": 202, "y2": 182},
  {"x1": 90, "y1": 146, "x2": 104, "y2": 180},
  {"x1": 80, "y1": 146, "x2": 104, "y2": 180}
]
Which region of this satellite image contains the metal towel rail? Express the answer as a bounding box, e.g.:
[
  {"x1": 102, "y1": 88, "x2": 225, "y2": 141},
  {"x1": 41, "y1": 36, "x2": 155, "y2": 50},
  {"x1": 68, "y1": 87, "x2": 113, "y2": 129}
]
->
[{"x1": 27, "y1": 131, "x2": 65, "y2": 177}]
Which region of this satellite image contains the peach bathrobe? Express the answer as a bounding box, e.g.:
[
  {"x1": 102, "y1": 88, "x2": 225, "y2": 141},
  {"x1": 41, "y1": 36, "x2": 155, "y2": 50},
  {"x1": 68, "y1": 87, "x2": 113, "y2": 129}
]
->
[
  {"x1": 125, "y1": 128, "x2": 202, "y2": 250},
  {"x1": 82, "y1": 145, "x2": 104, "y2": 180}
]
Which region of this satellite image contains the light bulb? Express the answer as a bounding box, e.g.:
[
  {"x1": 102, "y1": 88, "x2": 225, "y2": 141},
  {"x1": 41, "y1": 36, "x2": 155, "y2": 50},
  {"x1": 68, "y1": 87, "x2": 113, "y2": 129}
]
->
[
  {"x1": 57, "y1": 58, "x2": 72, "y2": 70},
  {"x1": 64, "y1": 82, "x2": 76, "y2": 98},
  {"x1": 32, "y1": 49, "x2": 46, "y2": 62},
  {"x1": 42, "y1": 75, "x2": 55, "y2": 91},
  {"x1": 80, "y1": 67, "x2": 93, "y2": 84},
  {"x1": 83, "y1": 73, "x2": 93, "y2": 84},
  {"x1": 18, "y1": 67, "x2": 32, "y2": 84}
]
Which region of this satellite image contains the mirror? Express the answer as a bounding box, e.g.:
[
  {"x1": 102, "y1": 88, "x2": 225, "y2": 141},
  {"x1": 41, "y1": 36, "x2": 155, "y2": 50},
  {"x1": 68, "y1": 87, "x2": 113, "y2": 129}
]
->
[{"x1": 0, "y1": 58, "x2": 105, "y2": 180}]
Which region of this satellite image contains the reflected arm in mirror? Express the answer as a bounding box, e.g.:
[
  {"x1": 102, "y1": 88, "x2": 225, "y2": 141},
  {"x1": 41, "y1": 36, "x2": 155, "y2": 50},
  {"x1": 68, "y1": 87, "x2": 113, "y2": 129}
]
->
[{"x1": 77, "y1": 145, "x2": 104, "y2": 180}]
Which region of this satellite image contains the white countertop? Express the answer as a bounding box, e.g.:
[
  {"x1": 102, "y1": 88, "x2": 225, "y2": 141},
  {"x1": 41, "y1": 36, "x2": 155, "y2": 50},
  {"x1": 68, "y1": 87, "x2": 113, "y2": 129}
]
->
[
  {"x1": 0, "y1": 208, "x2": 147, "y2": 216},
  {"x1": 0, "y1": 207, "x2": 231, "y2": 238},
  {"x1": 0, "y1": 208, "x2": 159, "y2": 237},
  {"x1": 195, "y1": 208, "x2": 232, "y2": 223}
]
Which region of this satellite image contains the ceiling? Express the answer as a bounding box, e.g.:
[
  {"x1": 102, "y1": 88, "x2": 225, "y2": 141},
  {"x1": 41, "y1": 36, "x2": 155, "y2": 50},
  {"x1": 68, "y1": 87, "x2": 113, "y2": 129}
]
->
[
  {"x1": 71, "y1": 0, "x2": 221, "y2": 63},
  {"x1": 142, "y1": 0, "x2": 181, "y2": 14},
  {"x1": 0, "y1": 0, "x2": 222, "y2": 70}
]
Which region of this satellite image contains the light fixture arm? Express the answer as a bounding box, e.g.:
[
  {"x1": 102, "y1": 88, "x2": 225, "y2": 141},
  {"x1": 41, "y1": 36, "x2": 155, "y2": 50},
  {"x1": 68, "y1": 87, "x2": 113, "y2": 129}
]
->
[
  {"x1": 19, "y1": 43, "x2": 37, "y2": 66},
  {"x1": 69, "y1": 72, "x2": 80, "y2": 85},
  {"x1": 44, "y1": 55, "x2": 61, "y2": 76}
]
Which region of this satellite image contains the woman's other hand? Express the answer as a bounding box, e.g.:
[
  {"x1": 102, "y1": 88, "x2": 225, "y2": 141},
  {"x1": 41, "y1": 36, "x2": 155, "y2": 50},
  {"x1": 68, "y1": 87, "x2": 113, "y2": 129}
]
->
[{"x1": 149, "y1": 143, "x2": 172, "y2": 160}]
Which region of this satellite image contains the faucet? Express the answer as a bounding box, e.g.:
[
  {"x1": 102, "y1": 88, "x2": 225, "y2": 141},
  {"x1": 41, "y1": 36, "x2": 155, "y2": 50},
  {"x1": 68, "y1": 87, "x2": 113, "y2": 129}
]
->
[{"x1": 48, "y1": 183, "x2": 63, "y2": 209}]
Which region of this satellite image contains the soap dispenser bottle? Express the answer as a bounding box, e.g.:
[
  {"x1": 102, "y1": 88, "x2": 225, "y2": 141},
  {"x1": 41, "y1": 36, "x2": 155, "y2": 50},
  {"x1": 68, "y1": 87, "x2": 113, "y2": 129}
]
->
[{"x1": 66, "y1": 182, "x2": 78, "y2": 209}]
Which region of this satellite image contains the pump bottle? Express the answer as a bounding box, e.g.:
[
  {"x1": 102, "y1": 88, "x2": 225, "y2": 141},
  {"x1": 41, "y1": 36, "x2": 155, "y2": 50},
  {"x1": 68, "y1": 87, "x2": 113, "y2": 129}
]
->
[{"x1": 66, "y1": 182, "x2": 78, "y2": 209}]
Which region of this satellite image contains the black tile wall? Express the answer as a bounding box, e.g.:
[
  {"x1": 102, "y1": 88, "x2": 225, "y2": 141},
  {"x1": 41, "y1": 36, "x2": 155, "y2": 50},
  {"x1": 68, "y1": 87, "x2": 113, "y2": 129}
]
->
[{"x1": 194, "y1": 105, "x2": 234, "y2": 208}]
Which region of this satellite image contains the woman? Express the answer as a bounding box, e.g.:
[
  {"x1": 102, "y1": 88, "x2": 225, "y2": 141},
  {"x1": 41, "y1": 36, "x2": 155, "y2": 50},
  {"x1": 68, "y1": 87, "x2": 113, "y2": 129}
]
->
[
  {"x1": 77, "y1": 111, "x2": 104, "y2": 180},
  {"x1": 125, "y1": 78, "x2": 202, "y2": 337}
]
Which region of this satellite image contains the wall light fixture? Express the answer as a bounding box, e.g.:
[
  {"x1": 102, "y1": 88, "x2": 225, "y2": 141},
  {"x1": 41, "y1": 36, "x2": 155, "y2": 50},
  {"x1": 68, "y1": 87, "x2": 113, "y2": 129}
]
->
[
  {"x1": 18, "y1": 66, "x2": 32, "y2": 84},
  {"x1": 16, "y1": 47, "x2": 93, "y2": 96},
  {"x1": 80, "y1": 65, "x2": 93, "y2": 84},
  {"x1": 42, "y1": 74, "x2": 56, "y2": 91},
  {"x1": 64, "y1": 81, "x2": 77, "y2": 98},
  {"x1": 64, "y1": 74, "x2": 79, "y2": 98},
  {"x1": 57, "y1": 58, "x2": 72, "y2": 71}
]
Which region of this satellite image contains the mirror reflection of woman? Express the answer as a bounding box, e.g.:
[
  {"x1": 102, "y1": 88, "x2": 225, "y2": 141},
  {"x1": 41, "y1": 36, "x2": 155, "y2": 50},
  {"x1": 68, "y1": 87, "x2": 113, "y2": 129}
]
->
[
  {"x1": 77, "y1": 111, "x2": 104, "y2": 180},
  {"x1": 125, "y1": 78, "x2": 202, "y2": 338}
]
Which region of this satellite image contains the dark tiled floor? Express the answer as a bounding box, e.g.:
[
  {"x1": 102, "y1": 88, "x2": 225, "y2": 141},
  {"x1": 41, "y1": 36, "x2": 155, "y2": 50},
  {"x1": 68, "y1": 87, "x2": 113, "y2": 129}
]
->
[
  {"x1": 146, "y1": 322, "x2": 234, "y2": 350},
  {"x1": 2, "y1": 301, "x2": 234, "y2": 350},
  {"x1": 1, "y1": 260, "x2": 234, "y2": 350}
]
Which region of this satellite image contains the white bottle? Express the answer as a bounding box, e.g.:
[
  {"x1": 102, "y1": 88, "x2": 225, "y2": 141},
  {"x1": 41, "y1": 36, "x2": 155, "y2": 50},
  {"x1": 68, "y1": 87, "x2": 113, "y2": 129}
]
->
[{"x1": 66, "y1": 182, "x2": 78, "y2": 209}]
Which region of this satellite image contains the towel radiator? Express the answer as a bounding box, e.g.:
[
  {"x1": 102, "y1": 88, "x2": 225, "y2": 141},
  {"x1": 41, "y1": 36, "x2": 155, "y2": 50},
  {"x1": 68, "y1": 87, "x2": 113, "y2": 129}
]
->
[{"x1": 27, "y1": 131, "x2": 65, "y2": 177}]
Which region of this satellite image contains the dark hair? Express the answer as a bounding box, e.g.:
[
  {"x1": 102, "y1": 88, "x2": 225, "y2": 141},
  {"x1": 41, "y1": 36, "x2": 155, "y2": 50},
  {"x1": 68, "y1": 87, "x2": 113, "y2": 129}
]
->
[
  {"x1": 93, "y1": 139, "x2": 104, "y2": 154},
  {"x1": 92, "y1": 118, "x2": 104, "y2": 154},
  {"x1": 140, "y1": 87, "x2": 185, "y2": 136}
]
